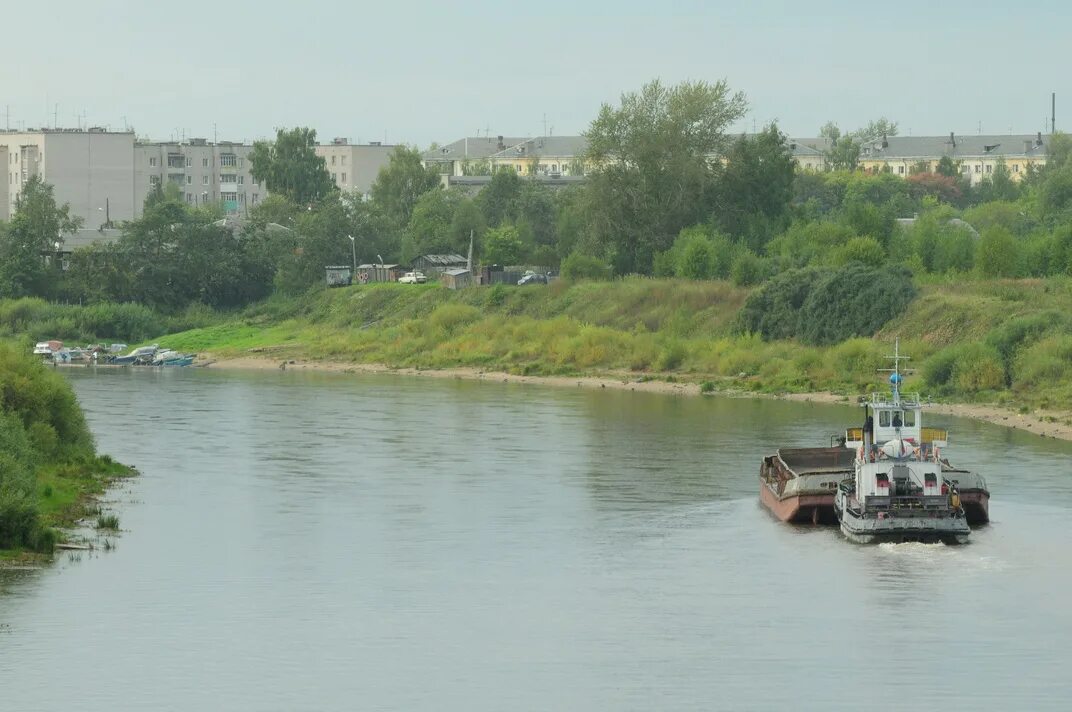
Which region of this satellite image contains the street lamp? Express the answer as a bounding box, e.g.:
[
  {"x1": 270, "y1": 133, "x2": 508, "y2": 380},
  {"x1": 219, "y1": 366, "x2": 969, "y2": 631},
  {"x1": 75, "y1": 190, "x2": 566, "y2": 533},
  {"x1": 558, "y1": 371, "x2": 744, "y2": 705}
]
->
[
  {"x1": 377, "y1": 254, "x2": 384, "y2": 283},
  {"x1": 347, "y1": 235, "x2": 357, "y2": 281}
]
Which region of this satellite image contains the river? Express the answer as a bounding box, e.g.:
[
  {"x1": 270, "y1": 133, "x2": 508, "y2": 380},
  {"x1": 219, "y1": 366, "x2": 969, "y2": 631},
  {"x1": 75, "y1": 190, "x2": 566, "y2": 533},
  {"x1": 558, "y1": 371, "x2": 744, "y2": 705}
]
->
[{"x1": 2, "y1": 368, "x2": 1071, "y2": 710}]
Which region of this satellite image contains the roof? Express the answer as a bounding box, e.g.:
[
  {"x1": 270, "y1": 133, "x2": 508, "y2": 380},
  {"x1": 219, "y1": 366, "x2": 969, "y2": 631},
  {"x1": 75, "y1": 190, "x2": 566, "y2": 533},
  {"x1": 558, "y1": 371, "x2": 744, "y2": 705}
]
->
[
  {"x1": 442, "y1": 268, "x2": 471, "y2": 277},
  {"x1": 357, "y1": 263, "x2": 400, "y2": 269},
  {"x1": 489, "y1": 135, "x2": 589, "y2": 159},
  {"x1": 423, "y1": 136, "x2": 528, "y2": 163},
  {"x1": 861, "y1": 134, "x2": 1050, "y2": 160},
  {"x1": 445, "y1": 174, "x2": 586, "y2": 188},
  {"x1": 63, "y1": 228, "x2": 123, "y2": 250},
  {"x1": 896, "y1": 217, "x2": 980, "y2": 238},
  {"x1": 416, "y1": 254, "x2": 467, "y2": 265}
]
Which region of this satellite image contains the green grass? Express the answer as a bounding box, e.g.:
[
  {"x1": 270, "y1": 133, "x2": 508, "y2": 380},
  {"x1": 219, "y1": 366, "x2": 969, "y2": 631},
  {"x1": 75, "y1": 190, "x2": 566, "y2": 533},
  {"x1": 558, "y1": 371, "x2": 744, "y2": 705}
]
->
[{"x1": 148, "y1": 275, "x2": 1072, "y2": 412}]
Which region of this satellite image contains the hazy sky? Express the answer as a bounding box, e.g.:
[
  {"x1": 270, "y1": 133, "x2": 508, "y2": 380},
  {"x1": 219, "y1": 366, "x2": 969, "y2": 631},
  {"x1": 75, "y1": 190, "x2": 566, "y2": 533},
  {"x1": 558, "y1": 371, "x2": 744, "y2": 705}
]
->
[{"x1": 2, "y1": 0, "x2": 1068, "y2": 146}]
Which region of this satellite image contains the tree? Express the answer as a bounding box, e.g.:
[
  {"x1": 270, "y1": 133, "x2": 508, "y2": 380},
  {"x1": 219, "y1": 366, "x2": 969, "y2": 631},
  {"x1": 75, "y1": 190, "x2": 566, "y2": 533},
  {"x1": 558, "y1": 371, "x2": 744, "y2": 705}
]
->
[
  {"x1": 249, "y1": 127, "x2": 335, "y2": 205},
  {"x1": 715, "y1": 124, "x2": 795, "y2": 249},
  {"x1": 0, "y1": 176, "x2": 82, "y2": 298},
  {"x1": 852, "y1": 118, "x2": 899, "y2": 143},
  {"x1": 370, "y1": 146, "x2": 441, "y2": 229},
  {"x1": 936, "y1": 156, "x2": 960, "y2": 178},
  {"x1": 826, "y1": 136, "x2": 861, "y2": 171},
  {"x1": 582, "y1": 78, "x2": 747, "y2": 273},
  {"x1": 482, "y1": 224, "x2": 525, "y2": 266},
  {"x1": 401, "y1": 188, "x2": 462, "y2": 262}
]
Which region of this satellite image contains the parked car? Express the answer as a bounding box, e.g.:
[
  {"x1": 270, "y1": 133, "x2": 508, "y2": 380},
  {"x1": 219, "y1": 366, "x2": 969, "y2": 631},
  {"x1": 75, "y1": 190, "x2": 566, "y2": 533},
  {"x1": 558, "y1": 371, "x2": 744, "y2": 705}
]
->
[
  {"x1": 398, "y1": 271, "x2": 428, "y2": 284},
  {"x1": 517, "y1": 271, "x2": 548, "y2": 286}
]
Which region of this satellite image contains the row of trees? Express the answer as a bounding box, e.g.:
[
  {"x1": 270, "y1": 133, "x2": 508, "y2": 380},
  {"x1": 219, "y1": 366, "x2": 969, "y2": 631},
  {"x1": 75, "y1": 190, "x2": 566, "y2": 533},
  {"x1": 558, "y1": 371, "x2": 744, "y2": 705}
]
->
[{"x1": 4, "y1": 79, "x2": 1072, "y2": 312}]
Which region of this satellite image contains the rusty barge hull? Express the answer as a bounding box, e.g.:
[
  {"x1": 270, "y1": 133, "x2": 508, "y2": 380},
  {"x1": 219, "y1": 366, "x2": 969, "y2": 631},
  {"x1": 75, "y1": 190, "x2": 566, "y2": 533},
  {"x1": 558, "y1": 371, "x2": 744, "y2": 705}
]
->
[{"x1": 760, "y1": 448, "x2": 991, "y2": 527}]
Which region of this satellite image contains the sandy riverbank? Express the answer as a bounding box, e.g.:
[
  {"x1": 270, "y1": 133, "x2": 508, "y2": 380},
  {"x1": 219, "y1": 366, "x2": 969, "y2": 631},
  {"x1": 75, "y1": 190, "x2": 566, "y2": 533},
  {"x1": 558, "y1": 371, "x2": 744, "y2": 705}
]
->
[{"x1": 199, "y1": 354, "x2": 1072, "y2": 443}]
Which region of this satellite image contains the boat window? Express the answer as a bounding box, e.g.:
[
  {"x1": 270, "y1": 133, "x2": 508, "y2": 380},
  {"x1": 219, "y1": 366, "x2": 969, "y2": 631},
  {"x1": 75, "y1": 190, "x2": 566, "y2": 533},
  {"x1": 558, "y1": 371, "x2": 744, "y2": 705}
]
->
[
  {"x1": 879, "y1": 410, "x2": 891, "y2": 427},
  {"x1": 903, "y1": 410, "x2": 916, "y2": 427}
]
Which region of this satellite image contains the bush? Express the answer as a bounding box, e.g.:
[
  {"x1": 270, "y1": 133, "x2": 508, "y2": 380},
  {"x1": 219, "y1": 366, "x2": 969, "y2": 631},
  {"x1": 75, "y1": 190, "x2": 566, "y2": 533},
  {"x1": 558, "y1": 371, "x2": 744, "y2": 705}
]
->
[
  {"x1": 730, "y1": 250, "x2": 765, "y2": 286},
  {"x1": 923, "y1": 342, "x2": 1005, "y2": 394},
  {"x1": 735, "y1": 267, "x2": 821, "y2": 341},
  {"x1": 798, "y1": 264, "x2": 917, "y2": 345},
  {"x1": 832, "y1": 236, "x2": 886, "y2": 267},
  {"x1": 560, "y1": 253, "x2": 612, "y2": 282}
]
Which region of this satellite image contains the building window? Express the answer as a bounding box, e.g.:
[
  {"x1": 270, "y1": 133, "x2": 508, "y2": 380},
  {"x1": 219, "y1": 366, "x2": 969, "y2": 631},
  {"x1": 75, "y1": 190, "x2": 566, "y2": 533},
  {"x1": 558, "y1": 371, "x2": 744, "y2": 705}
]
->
[
  {"x1": 186, "y1": 193, "x2": 193, "y2": 203},
  {"x1": 331, "y1": 155, "x2": 336, "y2": 165},
  {"x1": 186, "y1": 176, "x2": 192, "y2": 184},
  {"x1": 516, "y1": 165, "x2": 522, "y2": 173},
  {"x1": 186, "y1": 157, "x2": 192, "y2": 167},
  {"x1": 220, "y1": 154, "x2": 237, "y2": 167},
  {"x1": 1013, "y1": 164, "x2": 1020, "y2": 173},
  {"x1": 238, "y1": 175, "x2": 244, "y2": 184},
  {"x1": 252, "y1": 193, "x2": 259, "y2": 205},
  {"x1": 202, "y1": 158, "x2": 209, "y2": 168},
  {"x1": 897, "y1": 165, "x2": 905, "y2": 174},
  {"x1": 332, "y1": 173, "x2": 337, "y2": 181},
  {"x1": 221, "y1": 191, "x2": 238, "y2": 202},
  {"x1": 221, "y1": 174, "x2": 237, "y2": 184},
  {"x1": 203, "y1": 176, "x2": 209, "y2": 185},
  {"x1": 341, "y1": 156, "x2": 347, "y2": 165},
  {"x1": 985, "y1": 164, "x2": 992, "y2": 174},
  {"x1": 149, "y1": 175, "x2": 160, "y2": 185},
  {"x1": 341, "y1": 172, "x2": 346, "y2": 183},
  {"x1": 238, "y1": 158, "x2": 244, "y2": 168},
  {"x1": 975, "y1": 165, "x2": 981, "y2": 173},
  {"x1": 149, "y1": 157, "x2": 158, "y2": 167}
]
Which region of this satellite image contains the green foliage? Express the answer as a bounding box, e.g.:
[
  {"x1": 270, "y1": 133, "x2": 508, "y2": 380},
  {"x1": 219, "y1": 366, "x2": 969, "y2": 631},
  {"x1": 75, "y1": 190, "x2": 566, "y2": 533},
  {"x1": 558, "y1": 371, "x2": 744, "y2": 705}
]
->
[
  {"x1": 248, "y1": 127, "x2": 335, "y2": 205},
  {"x1": 922, "y1": 343, "x2": 1005, "y2": 394},
  {"x1": 560, "y1": 253, "x2": 612, "y2": 282},
  {"x1": 737, "y1": 264, "x2": 916, "y2": 345},
  {"x1": 730, "y1": 250, "x2": 765, "y2": 286},
  {"x1": 0, "y1": 176, "x2": 82, "y2": 299},
  {"x1": 832, "y1": 236, "x2": 886, "y2": 267},
  {"x1": 976, "y1": 226, "x2": 1022, "y2": 277},
  {"x1": 582, "y1": 78, "x2": 747, "y2": 273},
  {"x1": 482, "y1": 224, "x2": 526, "y2": 266},
  {"x1": 370, "y1": 146, "x2": 441, "y2": 229}
]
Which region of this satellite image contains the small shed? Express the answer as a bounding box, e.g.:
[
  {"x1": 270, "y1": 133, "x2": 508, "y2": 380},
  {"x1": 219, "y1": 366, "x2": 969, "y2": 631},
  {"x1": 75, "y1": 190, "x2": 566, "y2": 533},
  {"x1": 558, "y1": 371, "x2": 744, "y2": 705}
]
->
[
  {"x1": 324, "y1": 265, "x2": 353, "y2": 287},
  {"x1": 412, "y1": 253, "x2": 467, "y2": 276},
  {"x1": 441, "y1": 268, "x2": 473, "y2": 290},
  {"x1": 356, "y1": 264, "x2": 402, "y2": 284}
]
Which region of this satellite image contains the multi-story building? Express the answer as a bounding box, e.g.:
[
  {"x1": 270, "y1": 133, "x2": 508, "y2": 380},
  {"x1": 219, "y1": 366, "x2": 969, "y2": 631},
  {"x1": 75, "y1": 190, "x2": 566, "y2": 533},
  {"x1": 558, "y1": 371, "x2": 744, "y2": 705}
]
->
[
  {"x1": 314, "y1": 138, "x2": 396, "y2": 198},
  {"x1": 795, "y1": 133, "x2": 1051, "y2": 184},
  {"x1": 426, "y1": 134, "x2": 835, "y2": 179},
  {"x1": 422, "y1": 136, "x2": 529, "y2": 176},
  {"x1": 1, "y1": 128, "x2": 137, "y2": 229},
  {"x1": 135, "y1": 139, "x2": 263, "y2": 214}
]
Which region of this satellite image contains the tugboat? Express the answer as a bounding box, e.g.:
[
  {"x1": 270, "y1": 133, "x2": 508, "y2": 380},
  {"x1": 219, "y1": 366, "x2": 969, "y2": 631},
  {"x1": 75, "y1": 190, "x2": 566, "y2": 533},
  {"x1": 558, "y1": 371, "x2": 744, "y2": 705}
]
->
[{"x1": 833, "y1": 342, "x2": 972, "y2": 544}]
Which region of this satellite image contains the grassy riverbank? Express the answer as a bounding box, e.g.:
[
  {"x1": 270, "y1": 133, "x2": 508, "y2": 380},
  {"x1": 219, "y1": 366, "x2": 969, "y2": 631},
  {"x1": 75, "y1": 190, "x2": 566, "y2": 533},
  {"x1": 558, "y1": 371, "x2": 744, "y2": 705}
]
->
[
  {"x1": 0, "y1": 344, "x2": 135, "y2": 562},
  {"x1": 151, "y1": 276, "x2": 1072, "y2": 415}
]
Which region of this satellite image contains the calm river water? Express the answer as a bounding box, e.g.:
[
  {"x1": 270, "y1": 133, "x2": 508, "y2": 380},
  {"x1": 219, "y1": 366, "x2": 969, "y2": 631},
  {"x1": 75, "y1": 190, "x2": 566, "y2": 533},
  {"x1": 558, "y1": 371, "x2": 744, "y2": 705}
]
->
[{"x1": 3, "y1": 368, "x2": 1072, "y2": 710}]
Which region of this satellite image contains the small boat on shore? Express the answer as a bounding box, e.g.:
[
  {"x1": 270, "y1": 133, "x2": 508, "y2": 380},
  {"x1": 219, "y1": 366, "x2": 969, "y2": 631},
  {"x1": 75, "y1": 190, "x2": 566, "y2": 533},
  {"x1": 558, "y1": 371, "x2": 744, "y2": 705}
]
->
[{"x1": 760, "y1": 342, "x2": 989, "y2": 539}]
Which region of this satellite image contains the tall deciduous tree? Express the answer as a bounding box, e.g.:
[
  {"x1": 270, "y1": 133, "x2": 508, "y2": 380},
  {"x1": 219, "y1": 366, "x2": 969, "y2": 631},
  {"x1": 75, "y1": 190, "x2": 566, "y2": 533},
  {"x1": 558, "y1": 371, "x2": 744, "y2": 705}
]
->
[
  {"x1": 0, "y1": 176, "x2": 82, "y2": 298},
  {"x1": 581, "y1": 79, "x2": 747, "y2": 274},
  {"x1": 715, "y1": 124, "x2": 795, "y2": 249},
  {"x1": 370, "y1": 146, "x2": 441, "y2": 229},
  {"x1": 249, "y1": 127, "x2": 335, "y2": 205}
]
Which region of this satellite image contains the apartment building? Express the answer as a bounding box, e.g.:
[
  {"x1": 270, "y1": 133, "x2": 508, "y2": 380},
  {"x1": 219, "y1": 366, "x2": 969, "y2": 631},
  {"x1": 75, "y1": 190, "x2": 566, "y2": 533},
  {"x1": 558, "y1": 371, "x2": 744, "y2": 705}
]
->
[
  {"x1": 135, "y1": 139, "x2": 263, "y2": 215},
  {"x1": 425, "y1": 134, "x2": 830, "y2": 177},
  {"x1": 0, "y1": 128, "x2": 137, "y2": 229},
  {"x1": 314, "y1": 139, "x2": 396, "y2": 197}
]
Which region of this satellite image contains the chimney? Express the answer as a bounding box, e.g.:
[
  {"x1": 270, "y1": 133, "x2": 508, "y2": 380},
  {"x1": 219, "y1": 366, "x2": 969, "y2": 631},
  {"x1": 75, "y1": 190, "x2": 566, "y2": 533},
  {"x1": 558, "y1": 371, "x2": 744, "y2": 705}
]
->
[
  {"x1": 1036, "y1": 131, "x2": 1044, "y2": 147},
  {"x1": 497, "y1": 135, "x2": 505, "y2": 151},
  {"x1": 949, "y1": 131, "x2": 956, "y2": 148}
]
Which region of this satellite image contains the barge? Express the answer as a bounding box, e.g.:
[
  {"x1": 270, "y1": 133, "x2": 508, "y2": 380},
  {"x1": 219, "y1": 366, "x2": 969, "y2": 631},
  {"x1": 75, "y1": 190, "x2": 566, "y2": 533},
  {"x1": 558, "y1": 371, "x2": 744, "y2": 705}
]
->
[{"x1": 760, "y1": 343, "x2": 989, "y2": 534}]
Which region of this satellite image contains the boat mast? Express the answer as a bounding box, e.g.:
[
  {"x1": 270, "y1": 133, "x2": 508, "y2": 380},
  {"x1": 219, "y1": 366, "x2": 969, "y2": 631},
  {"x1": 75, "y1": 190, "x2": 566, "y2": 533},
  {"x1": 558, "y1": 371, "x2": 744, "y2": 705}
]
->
[{"x1": 879, "y1": 338, "x2": 909, "y2": 406}]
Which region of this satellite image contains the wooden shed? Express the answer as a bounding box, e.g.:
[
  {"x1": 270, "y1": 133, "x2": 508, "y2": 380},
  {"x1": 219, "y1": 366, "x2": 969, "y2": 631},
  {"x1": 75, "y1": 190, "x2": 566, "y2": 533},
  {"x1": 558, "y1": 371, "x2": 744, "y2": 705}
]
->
[
  {"x1": 412, "y1": 254, "x2": 467, "y2": 276},
  {"x1": 440, "y1": 268, "x2": 473, "y2": 290}
]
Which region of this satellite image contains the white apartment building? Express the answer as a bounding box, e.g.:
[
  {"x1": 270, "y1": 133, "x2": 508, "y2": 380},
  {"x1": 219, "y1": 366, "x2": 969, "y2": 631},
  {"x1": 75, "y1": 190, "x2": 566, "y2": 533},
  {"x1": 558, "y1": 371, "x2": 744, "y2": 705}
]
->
[
  {"x1": 1, "y1": 128, "x2": 137, "y2": 229},
  {"x1": 135, "y1": 139, "x2": 263, "y2": 214},
  {"x1": 314, "y1": 138, "x2": 395, "y2": 197}
]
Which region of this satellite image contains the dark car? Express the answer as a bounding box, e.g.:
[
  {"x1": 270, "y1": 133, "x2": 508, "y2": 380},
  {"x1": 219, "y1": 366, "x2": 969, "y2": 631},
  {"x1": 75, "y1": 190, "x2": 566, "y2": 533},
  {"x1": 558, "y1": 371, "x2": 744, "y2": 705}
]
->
[{"x1": 517, "y1": 272, "x2": 548, "y2": 286}]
